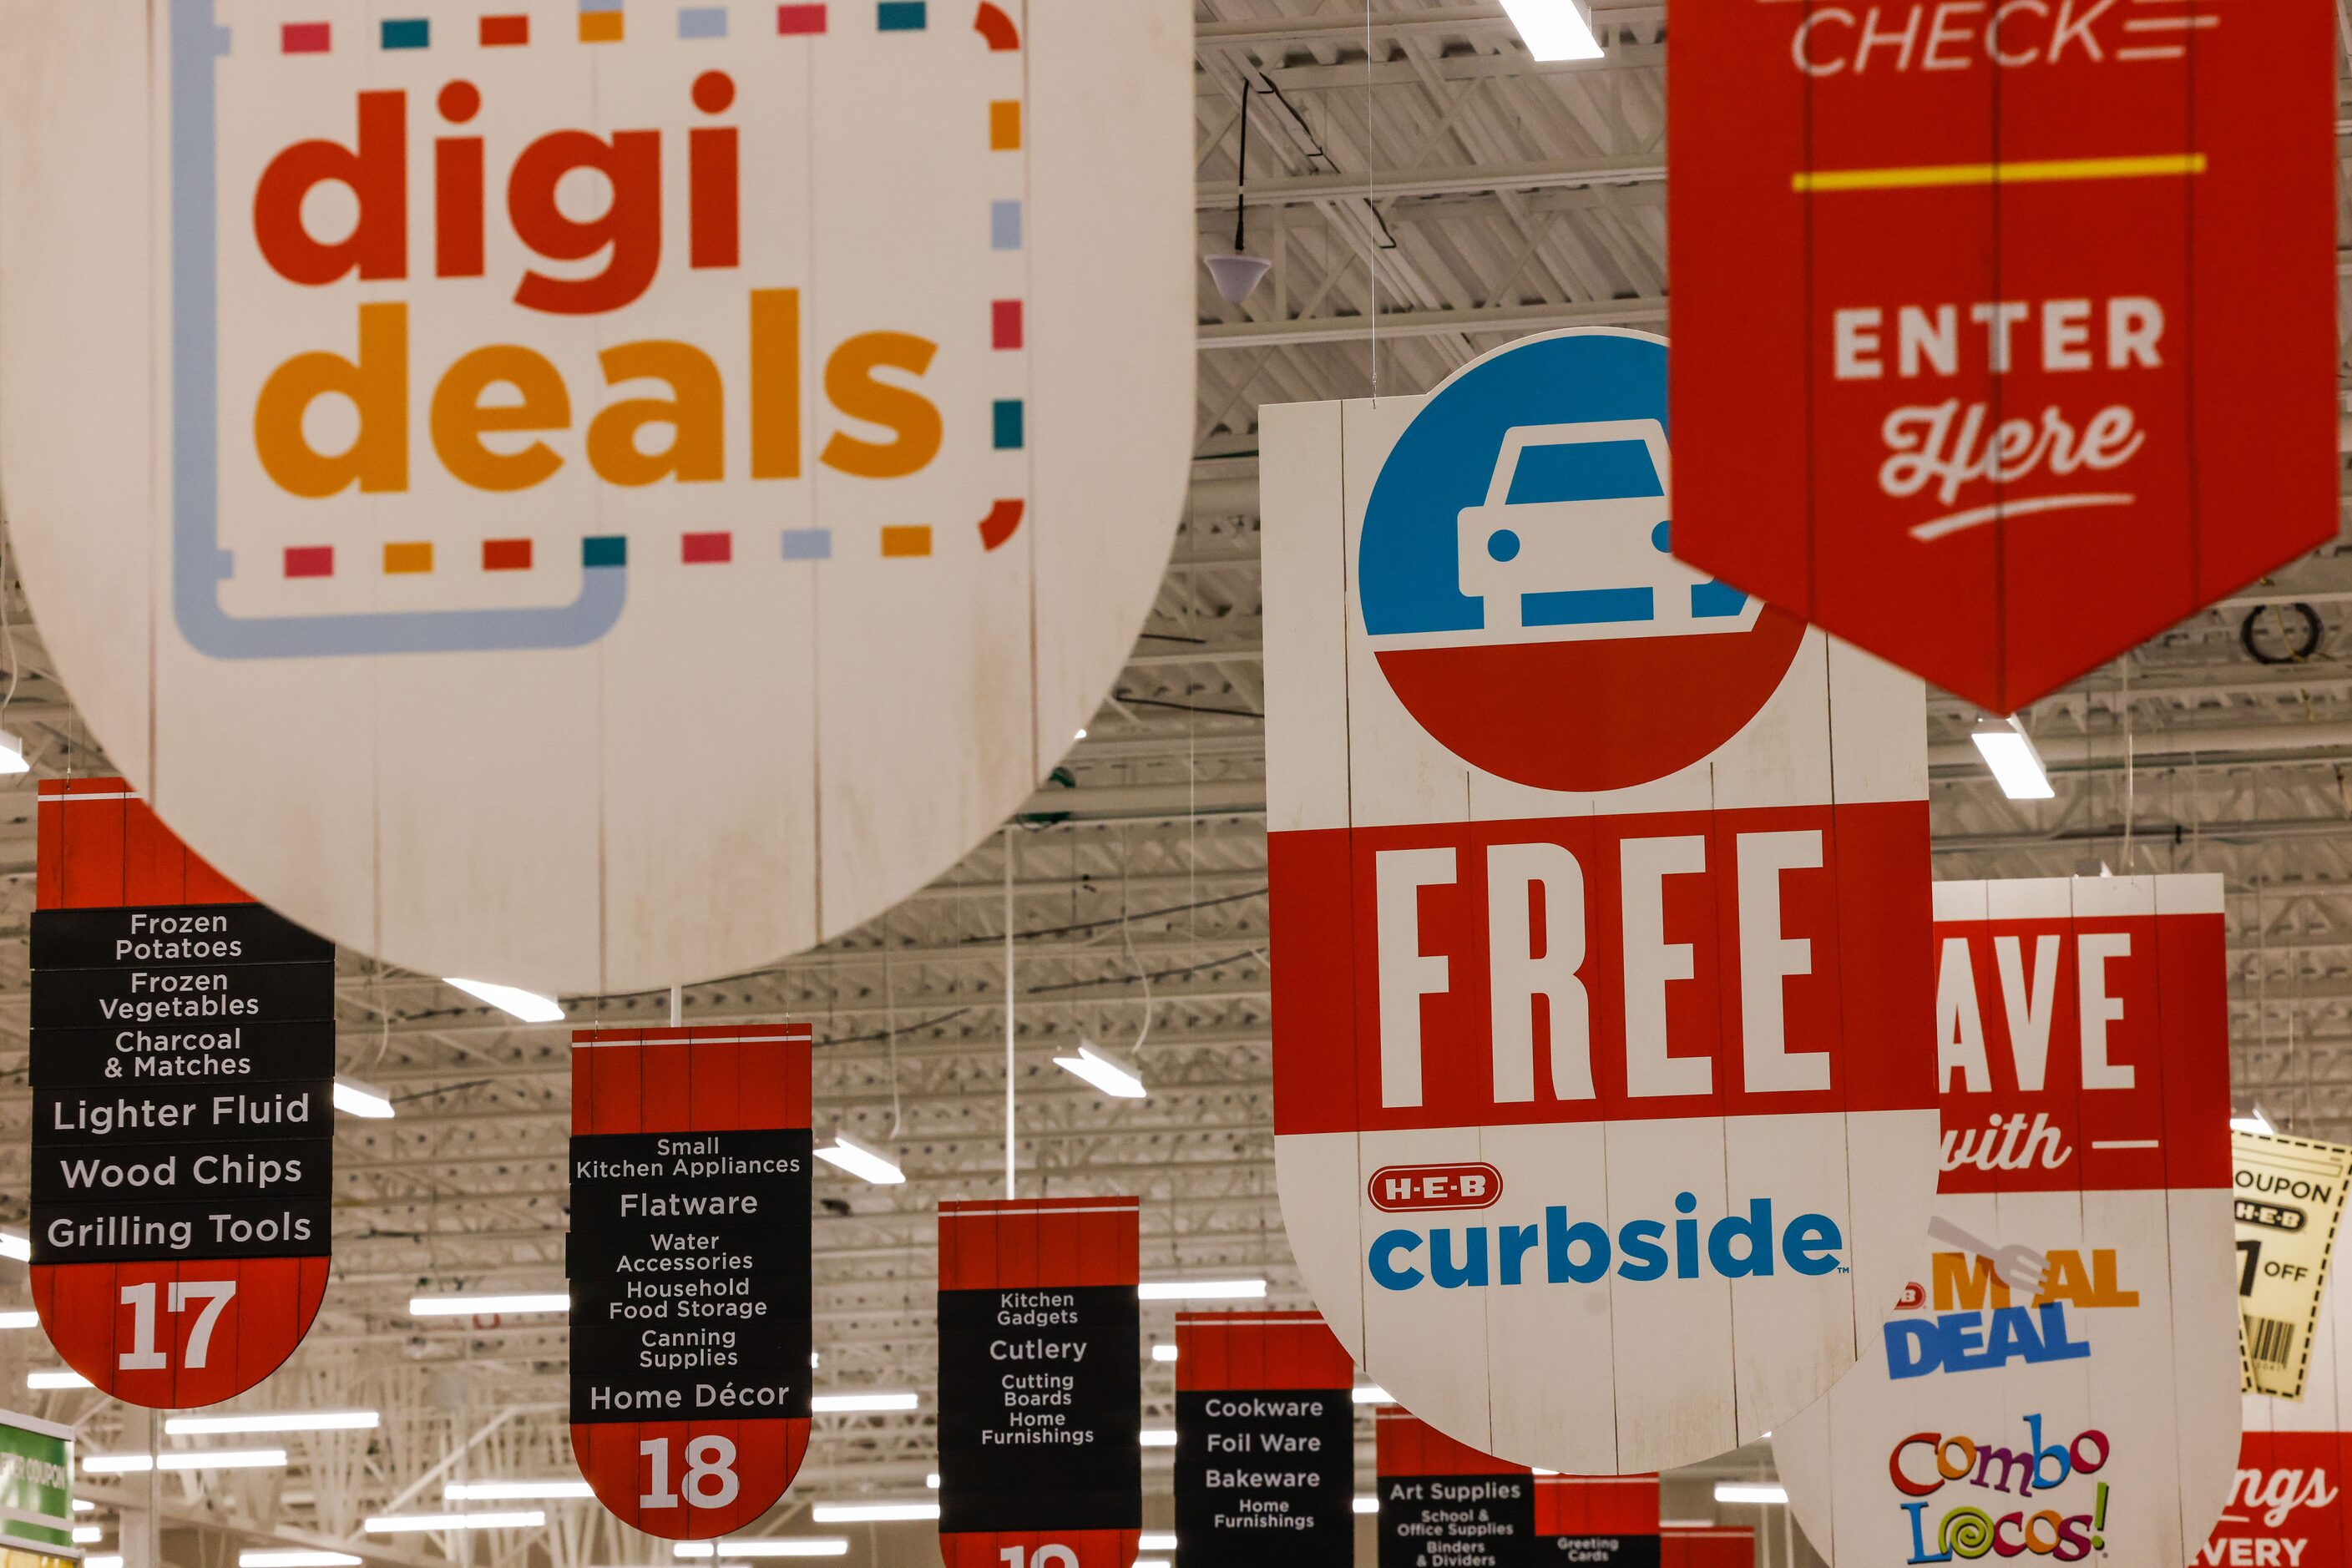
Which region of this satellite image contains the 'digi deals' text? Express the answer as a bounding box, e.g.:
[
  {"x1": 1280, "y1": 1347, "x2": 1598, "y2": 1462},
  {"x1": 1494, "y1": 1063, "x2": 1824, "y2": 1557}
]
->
[
  {"x1": 1891, "y1": 1417, "x2": 2112, "y2": 1564},
  {"x1": 247, "y1": 79, "x2": 949, "y2": 503}
]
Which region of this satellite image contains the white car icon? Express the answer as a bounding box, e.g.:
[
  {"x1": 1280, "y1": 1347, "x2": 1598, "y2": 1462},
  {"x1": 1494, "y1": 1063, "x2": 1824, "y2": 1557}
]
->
[{"x1": 1456, "y1": 419, "x2": 1758, "y2": 640}]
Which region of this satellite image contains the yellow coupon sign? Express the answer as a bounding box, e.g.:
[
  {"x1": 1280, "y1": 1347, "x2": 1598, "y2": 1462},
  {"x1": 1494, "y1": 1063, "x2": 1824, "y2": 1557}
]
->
[{"x1": 2234, "y1": 1130, "x2": 2352, "y2": 1399}]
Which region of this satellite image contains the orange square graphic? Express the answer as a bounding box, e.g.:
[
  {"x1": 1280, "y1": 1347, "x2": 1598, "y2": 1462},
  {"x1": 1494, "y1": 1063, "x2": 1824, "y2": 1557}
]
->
[
  {"x1": 383, "y1": 542, "x2": 433, "y2": 574},
  {"x1": 880, "y1": 526, "x2": 933, "y2": 559},
  {"x1": 579, "y1": 11, "x2": 625, "y2": 42},
  {"x1": 989, "y1": 100, "x2": 1021, "y2": 151}
]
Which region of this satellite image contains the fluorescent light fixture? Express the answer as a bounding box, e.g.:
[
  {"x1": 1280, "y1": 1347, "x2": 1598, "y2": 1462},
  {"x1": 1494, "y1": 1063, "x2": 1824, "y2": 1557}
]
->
[
  {"x1": 813, "y1": 1134, "x2": 904, "y2": 1186},
  {"x1": 1074, "y1": 728, "x2": 1088, "y2": 741},
  {"x1": 1140, "y1": 1429, "x2": 1176, "y2": 1448},
  {"x1": 0, "y1": 1232, "x2": 31, "y2": 1262},
  {"x1": 675, "y1": 1550, "x2": 715, "y2": 1559},
  {"x1": 73, "y1": 1527, "x2": 101, "y2": 1544},
  {"x1": 807, "y1": 1503, "x2": 940, "y2": 1524},
  {"x1": 1499, "y1": 0, "x2": 1602, "y2": 60},
  {"x1": 407, "y1": 1292, "x2": 568, "y2": 1318},
  {"x1": 240, "y1": 1553, "x2": 362, "y2": 1568},
  {"x1": 333, "y1": 1078, "x2": 395, "y2": 1120},
  {"x1": 0, "y1": 1311, "x2": 38, "y2": 1330},
  {"x1": 809, "y1": 1392, "x2": 918, "y2": 1414},
  {"x1": 71, "y1": 1502, "x2": 93, "y2": 1515},
  {"x1": 443, "y1": 979, "x2": 564, "y2": 1024},
  {"x1": 1970, "y1": 716, "x2": 2055, "y2": 801},
  {"x1": 1137, "y1": 1561, "x2": 1170, "y2": 1568},
  {"x1": 2233, "y1": 1109, "x2": 2277, "y2": 1137},
  {"x1": 1053, "y1": 1042, "x2": 1146, "y2": 1100},
  {"x1": 444, "y1": 1482, "x2": 594, "y2": 1501},
  {"x1": 0, "y1": 732, "x2": 30, "y2": 776},
  {"x1": 1151, "y1": 1344, "x2": 1178, "y2": 1363},
  {"x1": 365, "y1": 1512, "x2": 545, "y2": 1533},
  {"x1": 1139, "y1": 1535, "x2": 1176, "y2": 1552},
  {"x1": 925, "y1": 1473, "x2": 939, "y2": 1490},
  {"x1": 1353, "y1": 1495, "x2": 1378, "y2": 1515},
  {"x1": 1715, "y1": 1483, "x2": 1788, "y2": 1506},
  {"x1": 1137, "y1": 1278, "x2": 1265, "y2": 1302},
  {"x1": 89, "y1": 1555, "x2": 123, "y2": 1568},
  {"x1": 28, "y1": 1371, "x2": 91, "y2": 1390},
  {"x1": 84, "y1": 1450, "x2": 287, "y2": 1474},
  {"x1": 1352, "y1": 1385, "x2": 1391, "y2": 1404},
  {"x1": 679, "y1": 1546, "x2": 846, "y2": 1560},
  {"x1": 169, "y1": 1411, "x2": 377, "y2": 1436}
]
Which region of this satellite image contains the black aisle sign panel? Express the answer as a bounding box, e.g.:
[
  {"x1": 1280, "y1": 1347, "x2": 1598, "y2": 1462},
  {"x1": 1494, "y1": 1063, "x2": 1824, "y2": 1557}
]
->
[
  {"x1": 936, "y1": 1283, "x2": 1141, "y2": 1526},
  {"x1": 565, "y1": 1129, "x2": 813, "y2": 1418},
  {"x1": 1172, "y1": 1310, "x2": 1356, "y2": 1567},
  {"x1": 30, "y1": 904, "x2": 335, "y2": 1263}
]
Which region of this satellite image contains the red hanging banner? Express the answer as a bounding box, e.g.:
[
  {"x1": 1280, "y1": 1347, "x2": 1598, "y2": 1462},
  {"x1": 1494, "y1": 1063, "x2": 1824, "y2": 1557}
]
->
[
  {"x1": 568, "y1": 1024, "x2": 812, "y2": 1537},
  {"x1": 1536, "y1": 1474, "x2": 1661, "y2": 1565},
  {"x1": 938, "y1": 1196, "x2": 1141, "y2": 1568},
  {"x1": 1173, "y1": 1310, "x2": 1356, "y2": 1567},
  {"x1": 29, "y1": 778, "x2": 332, "y2": 1407},
  {"x1": 1375, "y1": 1408, "x2": 1535, "y2": 1565},
  {"x1": 1666, "y1": 0, "x2": 2338, "y2": 715}
]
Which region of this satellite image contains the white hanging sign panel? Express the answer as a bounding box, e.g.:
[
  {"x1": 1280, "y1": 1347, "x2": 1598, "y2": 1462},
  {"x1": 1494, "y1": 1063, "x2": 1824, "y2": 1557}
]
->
[
  {"x1": 1261, "y1": 329, "x2": 1941, "y2": 1475},
  {"x1": 0, "y1": 0, "x2": 1193, "y2": 994},
  {"x1": 1774, "y1": 874, "x2": 2242, "y2": 1565}
]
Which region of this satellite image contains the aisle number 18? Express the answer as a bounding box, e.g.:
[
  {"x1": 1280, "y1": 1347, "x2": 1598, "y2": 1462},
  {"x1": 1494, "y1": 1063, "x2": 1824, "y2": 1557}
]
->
[
  {"x1": 999, "y1": 1550, "x2": 1079, "y2": 1567},
  {"x1": 637, "y1": 1435, "x2": 740, "y2": 1510}
]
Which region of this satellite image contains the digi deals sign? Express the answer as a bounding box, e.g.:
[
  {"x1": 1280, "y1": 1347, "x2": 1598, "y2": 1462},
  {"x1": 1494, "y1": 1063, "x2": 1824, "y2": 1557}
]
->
[
  {"x1": 2215, "y1": 1254, "x2": 2352, "y2": 1566},
  {"x1": 1666, "y1": 0, "x2": 2339, "y2": 716},
  {"x1": 1261, "y1": 330, "x2": 1940, "y2": 1475},
  {"x1": 0, "y1": 0, "x2": 1191, "y2": 996},
  {"x1": 1774, "y1": 875, "x2": 2241, "y2": 1565}
]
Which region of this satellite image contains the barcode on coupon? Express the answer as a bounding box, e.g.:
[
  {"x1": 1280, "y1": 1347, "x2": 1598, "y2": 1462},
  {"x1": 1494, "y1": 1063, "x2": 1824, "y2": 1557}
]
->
[{"x1": 2245, "y1": 1314, "x2": 2299, "y2": 1368}]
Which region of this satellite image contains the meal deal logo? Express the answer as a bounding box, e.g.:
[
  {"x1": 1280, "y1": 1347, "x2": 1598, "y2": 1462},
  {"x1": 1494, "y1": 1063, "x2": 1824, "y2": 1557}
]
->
[
  {"x1": 1666, "y1": 0, "x2": 2338, "y2": 714},
  {"x1": 1773, "y1": 875, "x2": 2241, "y2": 1565},
  {"x1": 1356, "y1": 331, "x2": 1802, "y2": 793},
  {"x1": 1262, "y1": 333, "x2": 1939, "y2": 1476},
  {"x1": 0, "y1": 0, "x2": 1191, "y2": 996}
]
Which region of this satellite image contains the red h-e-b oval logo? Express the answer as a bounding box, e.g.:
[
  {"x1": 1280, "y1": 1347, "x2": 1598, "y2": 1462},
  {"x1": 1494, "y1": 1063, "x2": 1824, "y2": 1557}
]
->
[{"x1": 1368, "y1": 1163, "x2": 1504, "y2": 1212}]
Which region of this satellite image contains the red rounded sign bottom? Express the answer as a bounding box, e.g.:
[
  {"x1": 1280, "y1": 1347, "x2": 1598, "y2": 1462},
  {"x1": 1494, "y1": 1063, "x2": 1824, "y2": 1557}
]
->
[{"x1": 1373, "y1": 607, "x2": 1807, "y2": 793}]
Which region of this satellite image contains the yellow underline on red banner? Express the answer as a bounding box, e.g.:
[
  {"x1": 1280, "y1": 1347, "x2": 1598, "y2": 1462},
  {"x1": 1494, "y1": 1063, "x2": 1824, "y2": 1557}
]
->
[{"x1": 1793, "y1": 153, "x2": 2207, "y2": 193}]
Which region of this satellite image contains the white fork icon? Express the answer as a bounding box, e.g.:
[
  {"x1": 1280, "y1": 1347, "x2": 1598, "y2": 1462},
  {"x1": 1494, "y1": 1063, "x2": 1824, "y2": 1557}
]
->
[{"x1": 1927, "y1": 1214, "x2": 2051, "y2": 1296}]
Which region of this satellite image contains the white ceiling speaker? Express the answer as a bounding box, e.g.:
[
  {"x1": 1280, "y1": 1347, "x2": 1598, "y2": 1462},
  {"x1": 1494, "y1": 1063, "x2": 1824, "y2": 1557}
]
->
[{"x1": 1204, "y1": 252, "x2": 1273, "y2": 303}]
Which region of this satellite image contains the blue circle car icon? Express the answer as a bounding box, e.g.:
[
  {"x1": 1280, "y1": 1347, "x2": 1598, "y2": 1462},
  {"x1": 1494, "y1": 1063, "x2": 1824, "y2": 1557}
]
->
[{"x1": 1455, "y1": 418, "x2": 1757, "y2": 639}]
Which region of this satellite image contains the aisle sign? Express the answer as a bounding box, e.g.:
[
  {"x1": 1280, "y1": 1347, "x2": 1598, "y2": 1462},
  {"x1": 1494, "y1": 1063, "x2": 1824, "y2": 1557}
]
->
[
  {"x1": 0, "y1": 1410, "x2": 77, "y2": 1566},
  {"x1": 1375, "y1": 1408, "x2": 1532, "y2": 1568},
  {"x1": 1535, "y1": 1474, "x2": 1659, "y2": 1565},
  {"x1": 1173, "y1": 1310, "x2": 1355, "y2": 1567},
  {"x1": 1262, "y1": 330, "x2": 1940, "y2": 1474},
  {"x1": 29, "y1": 778, "x2": 333, "y2": 1407},
  {"x1": 568, "y1": 1024, "x2": 812, "y2": 1537},
  {"x1": 1665, "y1": 0, "x2": 2339, "y2": 716},
  {"x1": 2216, "y1": 1253, "x2": 2351, "y2": 1565},
  {"x1": 0, "y1": 0, "x2": 1195, "y2": 999},
  {"x1": 1773, "y1": 875, "x2": 2240, "y2": 1564},
  {"x1": 938, "y1": 1196, "x2": 1141, "y2": 1568},
  {"x1": 2236, "y1": 1130, "x2": 2352, "y2": 1400}
]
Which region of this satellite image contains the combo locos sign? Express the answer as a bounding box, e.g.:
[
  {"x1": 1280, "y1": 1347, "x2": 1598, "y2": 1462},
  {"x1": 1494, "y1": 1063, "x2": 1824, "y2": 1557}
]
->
[
  {"x1": 1262, "y1": 330, "x2": 1941, "y2": 1474},
  {"x1": 0, "y1": 0, "x2": 1193, "y2": 997}
]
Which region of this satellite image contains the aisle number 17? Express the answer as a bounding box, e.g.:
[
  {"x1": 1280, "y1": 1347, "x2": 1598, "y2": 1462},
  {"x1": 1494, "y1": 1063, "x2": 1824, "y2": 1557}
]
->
[{"x1": 119, "y1": 1281, "x2": 236, "y2": 1369}]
